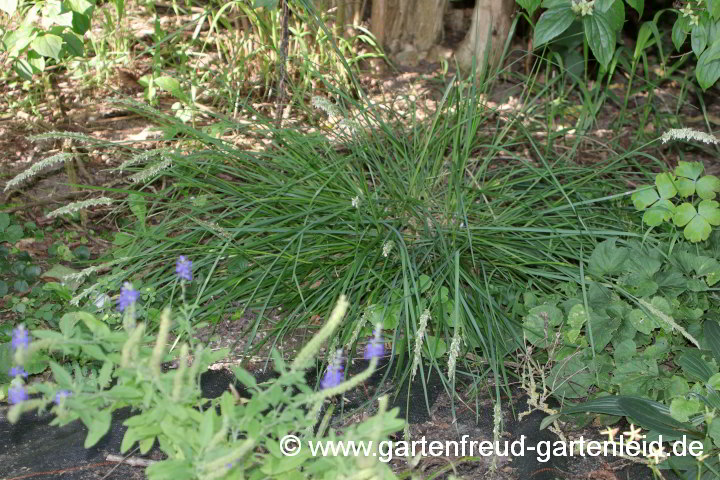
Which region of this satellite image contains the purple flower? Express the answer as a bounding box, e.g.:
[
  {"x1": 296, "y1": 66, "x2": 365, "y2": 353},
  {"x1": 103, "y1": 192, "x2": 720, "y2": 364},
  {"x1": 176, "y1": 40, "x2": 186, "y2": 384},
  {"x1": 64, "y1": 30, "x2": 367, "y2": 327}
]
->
[
  {"x1": 364, "y1": 327, "x2": 385, "y2": 360},
  {"x1": 54, "y1": 390, "x2": 72, "y2": 405},
  {"x1": 176, "y1": 256, "x2": 192, "y2": 282},
  {"x1": 11, "y1": 325, "x2": 30, "y2": 351},
  {"x1": 321, "y1": 349, "x2": 345, "y2": 390},
  {"x1": 116, "y1": 282, "x2": 140, "y2": 312},
  {"x1": 9, "y1": 366, "x2": 28, "y2": 378},
  {"x1": 8, "y1": 385, "x2": 29, "y2": 405}
]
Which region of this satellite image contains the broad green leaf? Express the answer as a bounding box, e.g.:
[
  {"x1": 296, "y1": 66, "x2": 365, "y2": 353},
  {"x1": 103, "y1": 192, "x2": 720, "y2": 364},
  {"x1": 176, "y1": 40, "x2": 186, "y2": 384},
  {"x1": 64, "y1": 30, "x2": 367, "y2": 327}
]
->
[
  {"x1": 84, "y1": 409, "x2": 112, "y2": 448},
  {"x1": 676, "y1": 351, "x2": 715, "y2": 382},
  {"x1": 27, "y1": 50, "x2": 45, "y2": 73},
  {"x1": 604, "y1": 0, "x2": 625, "y2": 32},
  {"x1": 692, "y1": 20, "x2": 709, "y2": 56},
  {"x1": 154, "y1": 76, "x2": 190, "y2": 103},
  {"x1": 14, "y1": 59, "x2": 33, "y2": 80},
  {"x1": 710, "y1": 418, "x2": 720, "y2": 447},
  {"x1": 588, "y1": 239, "x2": 628, "y2": 277},
  {"x1": 129, "y1": 193, "x2": 147, "y2": 225},
  {"x1": 61, "y1": 31, "x2": 83, "y2": 56},
  {"x1": 548, "y1": 353, "x2": 595, "y2": 399},
  {"x1": 71, "y1": 11, "x2": 91, "y2": 35},
  {"x1": 534, "y1": 6, "x2": 576, "y2": 46},
  {"x1": 47, "y1": 12, "x2": 74, "y2": 27},
  {"x1": 418, "y1": 274, "x2": 432, "y2": 293},
  {"x1": 0, "y1": 213, "x2": 8, "y2": 231},
  {"x1": 634, "y1": 22, "x2": 653, "y2": 60},
  {"x1": 567, "y1": 303, "x2": 587, "y2": 330},
  {"x1": 673, "y1": 14, "x2": 691, "y2": 51},
  {"x1": 65, "y1": 0, "x2": 94, "y2": 15},
  {"x1": 613, "y1": 339, "x2": 635, "y2": 363},
  {"x1": 424, "y1": 335, "x2": 447, "y2": 359},
  {"x1": 697, "y1": 175, "x2": 720, "y2": 199},
  {"x1": 631, "y1": 186, "x2": 659, "y2": 210},
  {"x1": 704, "y1": 320, "x2": 720, "y2": 364},
  {"x1": 618, "y1": 397, "x2": 699, "y2": 438},
  {"x1": 584, "y1": 12, "x2": 615, "y2": 69},
  {"x1": 589, "y1": 310, "x2": 620, "y2": 352},
  {"x1": 146, "y1": 459, "x2": 193, "y2": 479},
  {"x1": 666, "y1": 375, "x2": 690, "y2": 398},
  {"x1": 626, "y1": 0, "x2": 643, "y2": 16},
  {"x1": 0, "y1": 0, "x2": 17, "y2": 14},
  {"x1": 628, "y1": 308, "x2": 655, "y2": 334},
  {"x1": 711, "y1": 0, "x2": 720, "y2": 20},
  {"x1": 31, "y1": 34, "x2": 63, "y2": 60},
  {"x1": 523, "y1": 304, "x2": 563, "y2": 347},
  {"x1": 541, "y1": 0, "x2": 570, "y2": 7},
  {"x1": 49, "y1": 360, "x2": 73, "y2": 388},
  {"x1": 516, "y1": 0, "x2": 541, "y2": 15},
  {"x1": 669, "y1": 398, "x2": 702, "y2": 422}
]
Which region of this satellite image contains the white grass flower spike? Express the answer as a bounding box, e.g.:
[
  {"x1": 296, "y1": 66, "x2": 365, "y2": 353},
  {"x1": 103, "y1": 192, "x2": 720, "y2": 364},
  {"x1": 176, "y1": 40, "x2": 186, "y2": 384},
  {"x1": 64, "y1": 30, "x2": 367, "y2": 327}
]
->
[
  {"x1": 46, "y1": 197, "x2": 114, "y2": 219},
  {"x1": 4, "y1": 153, "x2": 73, "y2": 192},
  {"x1": 661, "y1": 128, "x2": 719, "y2": 145}
]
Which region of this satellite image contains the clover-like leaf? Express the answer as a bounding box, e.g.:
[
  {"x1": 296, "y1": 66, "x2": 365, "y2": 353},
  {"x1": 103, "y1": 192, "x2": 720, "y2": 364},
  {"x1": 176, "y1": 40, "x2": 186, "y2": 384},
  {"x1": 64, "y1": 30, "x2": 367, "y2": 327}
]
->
[
  {"x1": 674, "y1": 161, "x2": 706, "y2": 197},
  {"x1": 699, "y1": 199, "x2": 720, "y2": 225},
  {"x1": 631, "y1": 185, "x2": 659, "y2": 210},
  {"x1": 673, "y1": 203, "x2": 698, "y2": 227},
  {"x1": 655, "y1": 173, "x2": 678, "y2": 199},
  {"x1": 676, "y1": 161, "x2": 705, "y2": 180},
  {"x1": 643, "y1": 199, "x2": 675, "y2": 226},
  {"x1": 697, "y1": 175, "x2": 720, "y2": 200},
  {"x1": 673, "y1": 200, "x2": 720, "y2": 242}
]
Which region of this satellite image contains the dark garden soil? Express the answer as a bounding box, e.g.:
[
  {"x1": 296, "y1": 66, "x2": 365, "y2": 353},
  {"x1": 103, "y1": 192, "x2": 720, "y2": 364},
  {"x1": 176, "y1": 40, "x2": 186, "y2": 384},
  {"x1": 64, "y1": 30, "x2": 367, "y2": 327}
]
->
[{"x1": 0, "y1": 362, "x2": 672, "y2": 480}]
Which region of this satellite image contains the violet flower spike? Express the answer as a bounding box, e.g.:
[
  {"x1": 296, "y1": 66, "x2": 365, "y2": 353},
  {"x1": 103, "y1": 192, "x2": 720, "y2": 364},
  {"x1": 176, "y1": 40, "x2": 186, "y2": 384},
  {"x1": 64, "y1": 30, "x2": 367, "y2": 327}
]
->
[
  {"x1": 321, "y1": 349, "x2": 345, "y2": 390},
  {"x1": 176, "y1": 256, "x2": 192, "y2": 282},
  {"x1": 8, "y1": 385, "x2": 29, "y2": 405},
  {"x1": 54, "y1": 390, "x2": 72, "y2": 405},
  {"x1": 11, "y1": 325, "x2": 30, "y2": 351},
  {"x1": 364, "y1": 327, "x2": 385, "y2": 360},
  {"x1": 9, "y1": 366, "x2": 28, "y2": 378},
  {"x1": 116, "y1": 282, "x2": 140, "y2": 312}
]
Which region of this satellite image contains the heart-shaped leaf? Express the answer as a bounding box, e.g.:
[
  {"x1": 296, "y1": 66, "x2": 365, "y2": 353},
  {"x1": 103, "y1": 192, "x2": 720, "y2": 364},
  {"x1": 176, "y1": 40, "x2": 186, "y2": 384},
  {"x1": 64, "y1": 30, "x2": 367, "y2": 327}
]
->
[{"x1": 534, "y1": 6, "x2": 576, "y2": 47}]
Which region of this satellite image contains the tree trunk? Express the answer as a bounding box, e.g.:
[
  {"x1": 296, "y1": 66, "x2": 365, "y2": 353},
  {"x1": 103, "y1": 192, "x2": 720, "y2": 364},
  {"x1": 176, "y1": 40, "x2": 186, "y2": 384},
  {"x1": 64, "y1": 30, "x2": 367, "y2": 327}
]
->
[
  {"x1": 454, "y1": 0, "x2": 515, "y2": 76},
  {"x1": 370, "y1": 0, "x2": 445, "y2": 54},
  {"x1": 369, "y1": 0, "x2": 515, "y2": 76}
]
